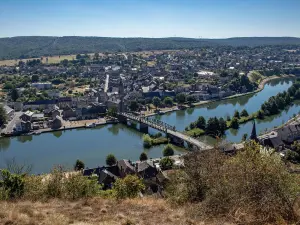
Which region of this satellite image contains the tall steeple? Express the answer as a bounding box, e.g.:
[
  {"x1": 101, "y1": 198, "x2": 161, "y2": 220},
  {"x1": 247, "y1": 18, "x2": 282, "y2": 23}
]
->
[
  {"x1": 250, "y1": 120, "x2": 257, "y2": 141},
  {"x1": 118, "y1": 77, "x2": 124, "y2": 98}
]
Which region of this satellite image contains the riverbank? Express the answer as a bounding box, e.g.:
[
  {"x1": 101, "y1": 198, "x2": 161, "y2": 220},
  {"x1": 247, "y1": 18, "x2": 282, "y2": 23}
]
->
[{"x1": 140, "y1": 74, "x2": 295, "y2": 118}]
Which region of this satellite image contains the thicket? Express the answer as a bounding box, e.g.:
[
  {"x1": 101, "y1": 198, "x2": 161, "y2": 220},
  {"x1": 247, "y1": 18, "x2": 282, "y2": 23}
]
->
[{"x1": 166, "y1": 141, "x2": 299, "y2": 224}]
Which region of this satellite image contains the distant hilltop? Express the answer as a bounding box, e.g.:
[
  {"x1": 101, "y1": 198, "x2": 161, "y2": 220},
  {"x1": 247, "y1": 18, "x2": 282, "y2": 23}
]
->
[{"x1": 0, "y1": 36, "x2": 300, "y2": 60}]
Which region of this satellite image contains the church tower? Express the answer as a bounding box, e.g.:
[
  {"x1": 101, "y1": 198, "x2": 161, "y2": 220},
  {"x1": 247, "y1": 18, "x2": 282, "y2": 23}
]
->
[
  {"x1": 250, "y1": 120, "x2": 258, "y2": 141},
  {"x1": 118, "y1": 77, "x2": 125, "y2": 112}
]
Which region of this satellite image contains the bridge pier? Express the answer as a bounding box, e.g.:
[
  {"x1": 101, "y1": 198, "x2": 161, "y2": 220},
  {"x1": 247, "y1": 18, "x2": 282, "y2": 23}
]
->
[
  {"x1": 167, "y1": 134, "x2": 184, "y2": 146},
  {"x1": 117, "y1": 114, "x2": 128, "y2": 124},
  {"x1": 139, "y1": 123, "x2": 149, "y2": 133}
]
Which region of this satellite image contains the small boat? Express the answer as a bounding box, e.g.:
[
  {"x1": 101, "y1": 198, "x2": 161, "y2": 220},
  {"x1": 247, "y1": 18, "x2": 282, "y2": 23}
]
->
[{"x1": 86, "y1": 123, "x2": 96, "y2": 128}]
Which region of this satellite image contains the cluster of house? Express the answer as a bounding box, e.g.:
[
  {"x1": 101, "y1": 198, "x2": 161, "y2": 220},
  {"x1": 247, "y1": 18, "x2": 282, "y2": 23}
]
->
[
  {"x1": 259, "y1": 123, "x2": 300, "y2": 153},
  {"x1": 83, "y1": 158, "x2": 182, "y2": 195}
]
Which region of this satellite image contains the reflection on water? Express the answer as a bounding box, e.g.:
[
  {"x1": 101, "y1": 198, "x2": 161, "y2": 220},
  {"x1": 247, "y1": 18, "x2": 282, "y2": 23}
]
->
[
  {"x1": 0, "y1": 138, "x2": 10, "y2": 151},
  {"x1": 16, "y1": 135, "x2": 33, "y2": 143},
  {"x1": 53, "y1": 131, "x2": 63, "y2": 138}
]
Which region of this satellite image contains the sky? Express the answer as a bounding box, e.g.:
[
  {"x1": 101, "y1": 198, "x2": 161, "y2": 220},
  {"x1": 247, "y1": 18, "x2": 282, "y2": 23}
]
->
[{"x1": 0, "y1": 0, "x2": 300, "y2": 38}]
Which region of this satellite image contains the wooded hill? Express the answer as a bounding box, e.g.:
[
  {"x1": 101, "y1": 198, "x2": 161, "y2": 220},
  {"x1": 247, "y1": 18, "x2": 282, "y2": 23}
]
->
[{"x1": 1, "y1": 36, "x2": 300, "y2": 60}]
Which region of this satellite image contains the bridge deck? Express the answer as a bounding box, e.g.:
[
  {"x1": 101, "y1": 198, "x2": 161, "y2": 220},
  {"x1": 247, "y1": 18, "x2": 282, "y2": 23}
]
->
[{"x1": 119, "y1": 113, "x2": 213, "y2": 150}]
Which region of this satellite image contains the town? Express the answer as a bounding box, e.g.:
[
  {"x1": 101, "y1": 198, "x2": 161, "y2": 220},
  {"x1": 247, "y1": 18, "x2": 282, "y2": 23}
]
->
[{"x1": 0, "y1": 46, "x2": 299, "y2": 136}]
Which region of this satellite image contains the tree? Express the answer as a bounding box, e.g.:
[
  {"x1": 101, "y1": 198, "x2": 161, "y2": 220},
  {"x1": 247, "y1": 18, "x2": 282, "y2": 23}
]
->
[
  {"x1": 128, "y1": 100, "x2": 139, "y2": 111},
  {"x1": 113, "y1": 175, "x2": 145, "y2": 199},
  {"x1": 74, "y1": 159, "x2": 85, "y2": 171},
  {"x1": 230, "y1": 117, "x2": 239, "y2": 129},
  {"x1": 31, "y1": 74, "x2": 39, "y2": 82},
  {"x1": 139, "y1": 152, "x2": 148, "y2": 161},
  {"x1": 143, "y1": 134, "x2": 153, "y2": 148},
  {"x1": 176, "y1": 93, "x2": 186, "y2": 105},
  {"x1": 242, "y1": 133, "x2": 248, "y2": 141},
  {"x1": 159, "y1": 157, "x2": 174, "y2": 170},
  {"x1": 196, "y1": 116, "x2": 206, "y2": 129},
  {"x1": 152, "y1": 97, "x2": 161, "y2": 109},
  {"x1": 106, "y1": 154, "x2": 117, "y2": 166},
  {"x1": 163, "y1": 97, "x2": 173, "y2": 106},
  {"x1": 163, "y1": 144, "x2": 174, "y2": 157},
  {"x1": 257, "y1": 110, "x2": 264, "y2": 119},
  {"x1": 240, "y1": 109, "x2": 249, "y2": 117},
  {"x1": 10, "y1": 88, "x2": 19, "y2": 101},
  {"x1": 233, "y1": 110, "x2": 240, "y2": 119},
  {"x1": 0, "y1": 169, "x2": 25, "y2": 199},
  {"x1": 219, "y1": 118, "x2": 227, "y2": 134},
  {"x1": 206, "y1": 117, "x2": 220, "y2": 136},
  {"x1": 187, "y1": 95, "x2": 196, "y2": 105},
  {"x1": 107, "y1": 106, "x2": 117, "y2": 117},
  {"x1": 0, "y1": 105, "x2": 8, "y2": 126},
  {"x1": 94, "y1": 53, "x2": 100, "y2": 61}
]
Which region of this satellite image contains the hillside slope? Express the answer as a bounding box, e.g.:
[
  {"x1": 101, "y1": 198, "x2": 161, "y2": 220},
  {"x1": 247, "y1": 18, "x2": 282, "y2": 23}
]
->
[{"x1": 0, "y1": 36, "x2": 300, "y2": 60}]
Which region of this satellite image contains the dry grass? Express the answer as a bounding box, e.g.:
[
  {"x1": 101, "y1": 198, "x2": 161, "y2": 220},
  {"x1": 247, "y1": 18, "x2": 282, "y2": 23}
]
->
[{"x1": 0, "y1": 197, "x2": 227, "y2": 225}]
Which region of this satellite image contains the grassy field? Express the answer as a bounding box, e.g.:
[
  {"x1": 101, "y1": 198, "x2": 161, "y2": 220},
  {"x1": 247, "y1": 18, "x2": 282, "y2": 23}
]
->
[{"x1": 0, "y1": 54, "x2": 97, "y2": 66}]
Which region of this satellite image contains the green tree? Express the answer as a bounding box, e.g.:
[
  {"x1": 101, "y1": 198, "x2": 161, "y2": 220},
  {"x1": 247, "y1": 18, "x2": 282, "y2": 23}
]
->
[
  {"x1": 206, "y1": 117, "x2": 220, "y2": 136},
  {"x1": 187, "y1": 95, "x2": 196, "y2": 105},
  {"x1": 128, "y1": 100, "x2": 139, "y2": 111},
  {"x1": 10, "y1": 88, "x2": 19, "y2": 101},
  {"x1": 240, "y1": 109, "x2": 249, "y2": 117},
  {"x1": 107, "y1": 106, "x2": 117, "y2": 117},
  {"x1": 163, "y1": 97, "x2": 173, "y2": 106},
  {"x1": 31, "y1": 74, "x2": 39, "y2": 83},
  {"x1": 93, "y1": 53, "x2": 100, "y2": 61},
  {"x1": 152, "y1": 97, "x2": 161, "y2": 109},
  {"x1": 242, "y1": 133, "x2": 248, "y2": 141},
  {"x1": 113, "y1": 175, "x2": 145, "y2": 199},
  {"x1": 219, "y1": 118, "x2": 227, "y2": 134},
  {"x1": 196, "y1": 116, "x2": 206, "y2": 129},
  {"x1": 0, "y1": 105, "x2": 8, "y2": 127},
  {"x1": 159, "y1": 157, "x2": 174, "y2": 170},
  {"x1": 163, "y1": 144, "x2": 174, "y2": 157},
  {"x1": 233, "y1": 110, "x2": 240, "y2": 119},
  {"x1": 176, "y1": 93, "x2": 186, "y2": 105},
  {"x1": 230, "y1": 117, "x2": 239, "y2": 129},
  {"x1": 143, "y1": 134, "x2": 153, "y2": 148},
  {"x1": 257, "y1": 110, "x2": 264, "y2": 119},
  {"x1": 106, "y1": 154, "x2": 117, "y2": 166},
  {"x1": 139, "y1": 152, "x2": 148, "y2": 161},
  {"x1": 74, "y1": 159, "x2": 85, "y2": 171},
  {"x1": 0, "y1": 169, "x2": 25, "y2": 199}
]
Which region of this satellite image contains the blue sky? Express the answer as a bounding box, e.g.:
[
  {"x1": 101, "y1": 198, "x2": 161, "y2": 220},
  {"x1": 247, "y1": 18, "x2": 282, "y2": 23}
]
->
[{"x1": 0, "y1": 0, "x2": 299, "y2": 38}]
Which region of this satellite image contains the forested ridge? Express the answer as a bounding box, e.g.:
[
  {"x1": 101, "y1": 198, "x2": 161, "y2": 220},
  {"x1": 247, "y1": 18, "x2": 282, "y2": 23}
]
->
[{"x1": 1, "y1": 36, "x2": 300, "y2": 59}]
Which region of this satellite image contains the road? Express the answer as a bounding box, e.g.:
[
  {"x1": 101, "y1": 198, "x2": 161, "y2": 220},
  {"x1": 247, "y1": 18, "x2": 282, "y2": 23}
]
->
[
  {"x1": 104, "y1": 74, "x2": 109, "y2": 93},
  {"x1": 4, "y1": 111, "x2": 22, "y2": 134}
]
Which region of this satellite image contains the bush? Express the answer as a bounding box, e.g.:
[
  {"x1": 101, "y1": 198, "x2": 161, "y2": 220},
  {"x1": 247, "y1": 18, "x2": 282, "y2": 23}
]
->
[
  {"x1": 74, "y1": 159, "x2": 85, "y2": 171},
  {"x1": 106, "y1": 154, "x2": 117, "y2": 166},
  {"x1": 113, "y1": 175, "x2": 145, "y2": 199},
  {"x1": 163, "y1": 144, "x2": 174, "y2": 157},
  {"x1": 166, "y1": 142, "x2": 298, "y2": 223},
  {"x1": 0, "y1": 169, "x2": 25, "y2": 199},
  {"x1": 139, "y1": 152, "x2": 148, "y2": 161},
  {"x1": 159, "y1": 157, "x2": 174, "y2": 170},
  {"x1": 143, "y1": 134, "x2": 153, "y2": 148}
]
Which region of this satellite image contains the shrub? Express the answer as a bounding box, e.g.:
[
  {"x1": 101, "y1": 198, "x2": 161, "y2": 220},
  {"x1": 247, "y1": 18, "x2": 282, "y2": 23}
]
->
[
  {"x1": 63, "y1": 173, "x2": 99, "y2": 200},
  {"x1": 240, "y1": 109, "x2": 249, "y2": 117},
  {"x1": 0, "y1": 169, "x2": 25, "y2": 199},
  {"x1": 139, "y1": 152, "x2": 148, "y2": 161},
  {"x1": 143, "y1": 134, "x2": 153, "y2": 148},
  {"x1": 113, "y1": 175, "x2": 145, "y2": 199},
  {"x1": 106, "y1": 154, "x2": 117, "y2": 166},
  {"x1": 163, "y1": 144, "x2": 174, "y2": 157},
  {"x1": 74, "y1": 159, "x2": 85, "y2": 171},
  {"x1": 166, "y1": 142, "x2": 298, "y2": 223},
  {"x1": 159, "y1": 157, "x2": 174, "y2": 170}
]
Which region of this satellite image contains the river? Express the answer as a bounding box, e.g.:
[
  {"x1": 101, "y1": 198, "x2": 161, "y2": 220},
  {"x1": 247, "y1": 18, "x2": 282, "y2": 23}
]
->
[{"x1": 0, "y1": 78, "x2": 298, "y2": 174}]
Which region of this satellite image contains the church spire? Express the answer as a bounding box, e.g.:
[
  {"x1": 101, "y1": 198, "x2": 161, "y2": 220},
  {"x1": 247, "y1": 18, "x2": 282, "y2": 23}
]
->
[{"x1": 250, "y1": 119, "x2": 257, "y2": 141}]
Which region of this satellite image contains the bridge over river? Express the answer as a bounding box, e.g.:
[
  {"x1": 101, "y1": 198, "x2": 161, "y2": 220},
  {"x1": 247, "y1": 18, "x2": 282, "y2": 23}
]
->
[{"x1": 118, "y1": 112, "x2": 213, "y2": 150}]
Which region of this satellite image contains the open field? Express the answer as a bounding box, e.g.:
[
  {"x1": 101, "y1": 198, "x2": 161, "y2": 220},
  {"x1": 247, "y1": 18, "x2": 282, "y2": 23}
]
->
[{"x1": 0, "y1": 54, "x2": 97, "y2": 66}]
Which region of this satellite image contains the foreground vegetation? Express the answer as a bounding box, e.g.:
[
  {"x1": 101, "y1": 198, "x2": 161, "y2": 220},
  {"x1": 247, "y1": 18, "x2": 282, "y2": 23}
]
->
[{"x1": 1, "y1": 142, "x2": 300, "y2": 224}]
